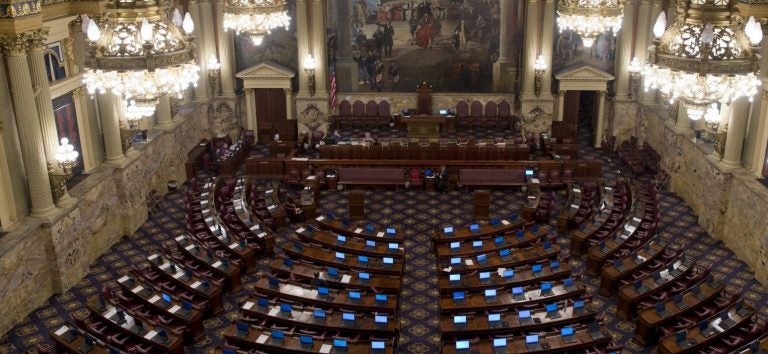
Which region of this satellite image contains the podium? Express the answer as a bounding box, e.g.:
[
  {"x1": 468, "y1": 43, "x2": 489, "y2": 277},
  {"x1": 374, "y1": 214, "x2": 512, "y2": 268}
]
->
[
  {"x1": 473, "y1": 189, "x2": 490, "y2": 221},
  {"x1": 347, "y1": 190, "x2": 365, "y2": 220}
]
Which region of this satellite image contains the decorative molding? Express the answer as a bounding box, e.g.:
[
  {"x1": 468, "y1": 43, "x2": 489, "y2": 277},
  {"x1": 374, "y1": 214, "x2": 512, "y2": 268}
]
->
[
  {"x1": 0, "y1": 28, "x2": 47, "y2": 55},
  {"x1": 0, "y1": 0, "x2": 41, "y2": 18}
]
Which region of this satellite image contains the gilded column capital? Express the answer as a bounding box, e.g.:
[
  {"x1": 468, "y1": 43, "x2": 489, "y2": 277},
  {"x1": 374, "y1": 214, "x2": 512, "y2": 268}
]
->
[
  {"x1": 26, "y1": 28, "x2": 50, "y2": 52},
  {"x1": 0, "y1": 28, "x2": 48, "y2": 55},
  {"x1": 72, "y1": 86, "x2": 85, "y2": 98},
  {"x1": 652, "y1": 0, "x2": 663, "y2": 7}
]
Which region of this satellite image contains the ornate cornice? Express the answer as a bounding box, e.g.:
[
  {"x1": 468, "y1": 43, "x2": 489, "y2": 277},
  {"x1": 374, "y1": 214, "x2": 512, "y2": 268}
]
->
[{"x1": 0, "y1": 0, "x2": 41, "y2": 18}]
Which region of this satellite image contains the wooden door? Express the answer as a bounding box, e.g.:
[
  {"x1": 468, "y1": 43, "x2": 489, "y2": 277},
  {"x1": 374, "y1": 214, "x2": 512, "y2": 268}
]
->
[
  {"x1": 563, "y1": 91, "x2": 580, "y2": 125},
  {"x1": 254, "y1": 88, "x2": 290, "y2": 141}
]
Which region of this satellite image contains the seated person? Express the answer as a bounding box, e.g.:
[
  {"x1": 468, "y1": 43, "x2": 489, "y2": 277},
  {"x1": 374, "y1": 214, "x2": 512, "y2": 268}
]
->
[
  {"x1": 362, "y1": 132, "x2": 377, "y2": 144},
  {"x1": 274, "y1": 133, "x2": 281, "y2": 142},
  {"x1": 326, "y1": 129, "x2": 343, "y2": 144}
]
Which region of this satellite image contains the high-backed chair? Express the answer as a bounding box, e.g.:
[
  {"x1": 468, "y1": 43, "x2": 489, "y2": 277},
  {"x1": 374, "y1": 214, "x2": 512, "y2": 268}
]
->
[
  {"x1": 351, "y1": 100, "x2": 365, "y2": 128},
  {"x1": 469, "y1": 101, "x2": 483, "y2": 127},
  {"x1": 377, "y1": 100, "x2": 391, "y2": 128},
  {"x1": 498, "y1": 100, "x2": 512, "y2": 129},
  {"x1": 337, "y1": 100, "x2": 353, "y2": 129},
  {"x1": 456, "y1": 101, "x2": 469, "y2": 128},
  {"x1": 365, "y1": 100, "x2": 378, "y2": 128},
  {"x1": 483, "y1": 101, "x2": 498, "y2": 127}
]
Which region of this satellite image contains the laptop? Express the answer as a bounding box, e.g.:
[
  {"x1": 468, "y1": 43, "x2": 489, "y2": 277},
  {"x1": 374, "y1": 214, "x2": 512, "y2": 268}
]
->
[
  {"x1": 235, "y1": 322, "x2": 249, "y2": 337},
  {"x1": 388, "y1": 243, "x2": 399, "y2": 252},
  {"x1": 327, "y1": 267, "x2": 339, "y2": 278},
  {"x1": 453, "y1": 291, "x2": 466, "y2": 305},
  {"x1": 365, "y1": 240, "x2": 376, "y2": 249},
  {"x1": 477, "y1": 254, "x2": 488, "y2": 263},
  {"x1": 279, "y1": 303, "x2": 292, "y2": 317},
  {"x1": 336, "y1": 235, "x2": 346, "y2": 244},
  {"x1": 503, "y1": 269, "x2": 515, "y2": 279},
  {"x1": 312, "y1": 308, "x2": 326, "y2": 324},
  {"x1": 472, "y1": 240, "x2": 483, "y2": 248},
  {"x1": 341, "y1": 312, "x2": 356, "y2": 327},
  {"x1": 563, "y1": 278, "x2": 576, "y2": 292},
  {"x1": 540, "y1": 282, "x2": 553, "y2": 295},
  {"x1": 365, "y1": 223, "x2": 375, "y2": 233},
  {"x1": 499, "y1": 249, "x2": 512, "y2": 261},
  {"x1": 546, "y1": 303, "x2": 561, "y2": 319},
  {"x1": 635, "y1": 280, "x2": 649, "y2": 293},
  {"x1": 374, "y1": 314, "x2": 388, "y2": 328},
  {"x1": 450, "y1": 257, "x2": 462, "y2": 268},
  {"x1": 334, "y1": 252, "x2": 346, "y2": 262},
  {"x1": 532, "y1": 264, "x2": 543, "y2": 273},
  {"x1": 282, "y1": 257, "x2": 293, "y2": 269},
  {"x1": 268, "y1": 276, "x2": 280, "y2": 288},
  {"x1": 525, "y1": 334, "x2": 543, "y2": 351},
  {"x1": 494, "y1": 236, "x2": 505, "y2": 245},
  {"x1": 652, "y1": 272, "x2": 664, "y2": 284},
  {"x1": 699, "y1": 320, "x2": 715, "y2": 337},
  {"x1": 348, "y1": 291, "x2": 362, "y2": 304},
  {"x1": 573, "y1": 300, "x2": 586, "y2": 314},
  {"x1": 518, "y1": 310, "x2": 533, "y2": 325},
  {"x1": 675, "y1": 331, "x2": 695, "y2": 349},
  {"x1": 449, "y1": 273, "x2": 461, "y2": 285},
  {"x1": 375, "y1": 294, "x2": 388, "y2": 304},
  {"x1": 479, "y1": 271, "x2": 491, "y2": 284},
  {"x1": 512, "y1": 286, "x2": 526, "y2": 301},
  {"x1": 561, "y1": 326, "x2": 576, "y2": 343},
  {"x1": 550, "y1": 260, "x2": 560, "y2": 269},
  {"x1": 515, "y1": 230, "x2": 525, "y2": 238},
  {"x1": 159, "y1": 292, "x2": 172, "y2": 308},
  {"x1": 444, "y1": 226, "x2": 454, "y2": 236},
  {"x1": 333, "y1": 338, "x2": 348, "y2": 353},
  {"x1": 257, "y1": 297, "x2": 269, "y2": 310},
  {"x1": 270, "y1": 329, "x2": 285, "y2": 345},
  {"x1": 720, "y1": 311, "x2": 736, "y2": 328},
  {"x1": 492, "y1": 337, "x2": 507, "y2": 354},
  {"x1": 359, "y1": 272, "x2": 370, "y2": 283},
  {"x1": 317, "y1": 287, "x2": 333, "y2": 301},
  {"x1": 371, "y1": 340, "x2": 386, "y2": 353},
  {"x1": 672, "y1": 293, "x2": 688, "y2": 309},
  {"x1": 383, "y1": 257, "x2": 394, "y2": 268},
  {"x1": 469, "y1": 224, "x2": 480, "y2": 233},
  {"x1": 588, "y1": 323, "x2": 605, "y2": 339},
  {"x1": 525, "y1": 170, "x2": 534, "y2": 177},
  {"x1": 386, "y1": 228, "x2": 396, "y2": 236},
  {"x1": 79, "y1": 335, "x2": 94, "y2": 353},
  {"x1": 490, "y1": 217, "x2": 501, "y2": 227},
  {"x1": 655, "y1": 303, "x2": 668, "y2": 316},
  {"x1": 450, "y1": 242, "x2": 461, "y2": 252},
  {"x1": 484, "y1": 289, "x2": 498, "y2": 303},
  {"x1": 178, "y1": 301, "x2": 192, "y2": 317},
  {"x1": 453, "y1": 315, "x2": 467, "y2": 329},
  {"x1": 358, "y1": 255, "x2": 369, "y2": 264},
  {"x1": 455, "y1": 340, "x2": 471, "y2": 354},
  {"x1": 488, "y1": 313, "x2": 504, "y2": 328},
  {"x1": 299, "y1": 335, "x2": 314, "y2": 350}
]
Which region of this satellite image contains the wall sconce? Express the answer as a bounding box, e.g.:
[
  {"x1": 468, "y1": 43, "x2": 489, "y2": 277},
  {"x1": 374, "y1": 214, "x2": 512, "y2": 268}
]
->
[
  {"x1": 208, "y1": 55, "x2": 221, "y2": 96},
  {"x1": 533, "y1": 55, "x2": 547, "y2": 97},
  {"x1": 628, "y1": 57, "x2": 642, "y2": 99},
  {"x1": 304, "y1": 54, "x2": 316, "y2": 97}
]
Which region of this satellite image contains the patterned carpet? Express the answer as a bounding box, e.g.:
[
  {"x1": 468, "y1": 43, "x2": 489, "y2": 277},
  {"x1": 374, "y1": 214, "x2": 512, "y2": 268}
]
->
[{"x1": 1, "y1": 123, "x2": 767, "y2": 354}]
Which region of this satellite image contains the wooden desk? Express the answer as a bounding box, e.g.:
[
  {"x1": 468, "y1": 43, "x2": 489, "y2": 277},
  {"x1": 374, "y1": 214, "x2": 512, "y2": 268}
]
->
[
  {"x1": 441, "y1": 327, "x2": 611, "y2": 354},
  {"x1": 240, "y1": 302, "x2": 398, "y2": 336},
  {"x1": 147, "y1": 254, "x2": 225, "y2": 314},
  {"x1": 173, "y1": 234, "x2": 242, "y2": 292},
  {"x1": 635, "y1": 279, "x2": 725, "y2": 345},
  {"x1": 658, "y1": 305, "x2": 755, "y2": 354},
  {"x1": 268, "y1": 260, "x2": 402, "y2": 294},
  {"x1": 223, "y1": 324, "x2": 395, "y2": 354},
  {"x1": 599, "y1": 239, "x2": 671, "y2": 296},
  {"x1": 185, "y1": 139, "x2": 210, "y2": 179},
  {"x1": 313, "y1": 217, "x2": 405, "y2": 243},
  {"x1": 439, "y1": 303, "x2": 597, "y2": 336},
  {"x1": 403, "y1": 115, "x2": 444, "y2": 138},
  {"x1": 616, "y1": 258, "x2": 694, "y2": 319},
  {"x1": 435, "y1": 219, "x2": 526, "y2": 243},
  {"x1": 86, "y1": 301, "x2": 184, "y2": 354},
  {"x1": 435, "y1": 227, "x2": 547, "y2": 259},
  {"x1": 293, "y1": 228, "x2": 404, "y2": 259},
  {"x1": 439, "y1": 281, "x2": 585, "y2": 314},
  {"x1": 438, "y1": 243, "x2": 561, "y2": 274},
  {"x1": 282, "y1": 243, "x2": 404, "y2": 276},
  {"x1": 438, "y1": 262, "x2": 573, "y2": 293},
  {"x1": 252, "y1": 278, "x2": 397, "y2": 314},
  {"x1": 51, "y1": 325, "x2": 114, "y2": 354}
]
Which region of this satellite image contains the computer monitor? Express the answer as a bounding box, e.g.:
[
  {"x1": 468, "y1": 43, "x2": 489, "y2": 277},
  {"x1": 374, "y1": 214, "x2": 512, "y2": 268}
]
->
[
  {"x1": 532, "y1": 264, "x2": 543, "y2": 273},
  {"x1": 333, "y1": 339, "x2": 348, "y2": 348},
  {"x1": 452, "y1": 292, "x2": 465, "y2": 301},
  {"x1": 469, "y1": 224, "x2": 480, "y2": 232},
  {"x1": 519, "y1": 310, "x2": 531, "y2": 319},
  {"x1": 479, "y1": 272, "x2": 491, "y2": 280},
  {"x1": 318, "y1": 287, "x2": 329, "y2": 296},
  {"x1": 485, "y1": 289, "x2": 497, "y2": 298},
  {"x1": 525, "y1": 169, "x2": 534, "y2": 177},
  {"x1": 490, "y1": 217, "x2": 500, "y2": 226},
  {"x1": 456, "y1": 341, "x2": 470, "y2": 350},
  {"x1": 359, "y1": 272, "x2": 370, "y2": 280},
  {"x1": 439, "y1": 109, "x2": 448, "y2": 115},
  {"x1": 512, "y1": 286, "x2": 524, "y2": 295},
  {"x1": 451, "y1": 257, "x2": 461, "y2": 265},
  {"x1": 383, "y1": 257, "x2": 394, "y2": 265},
  {"x1": 444, "y1": 226, "x2": 454, "y2": 234},
  {"x1": 500, "y1": 249, "x2": 510, "y2": 257},
  {"x1": 386, "y1": 228, "x2": 396, "y2": 235},
  {"x1": 358, "y1": 255, "x2": 369, "y2": 263},
  {"x1": 375, "y1": 315, "x2": 387, "y2": 324},
  {"x1": 342, "y1": 313, "x2": 355, "y2": 321},
  {"x1": 375, "y1": 294, "x2": 387, "y2": 302},
  {"x1": 493, "y1": 338, "x2": 507, "y2": 348},
  {"x1": 526, "y1": 335, "x2": 539, "y2": 344},
  {"x1": 449, "y1": 274, "x2": 461, "y2": 282},
  {"x1": 371, "y1": 341, "x2": 386, "y2": 350},
  {"x1": 454, "y1": 315, "x2": 467, "y2": 324},
  {"x1": 349, "y1": 291, "x2": 361, "y2": 300},
  {"x1": 561, "y1": 327, "x2": 575, "y2": 337},
  {"x1": 541, "y1": 282, "x2": 552, "y2": 292},
  {"x1": 271, "y1": 329, "x2": 285, "y2": 340},
  {"x1": 488, "y1": 313, "x2": 501, "y2": 322},
  {"x1": 257, "y1": 297, "x2": 269, "y2": 308},
  {"x1": 337, "y1": 235, "x2": 346, "y2": 243},
  {"x1": 503, "y1": 269, "x2": 514, "y2": 278},
  {"x1": 546, "y1": 303, "x2": 558, "y2": 313},
  {"x1": 335, "y1": 252, "x2": 345, "y2": 260},
  {"x1": 472, "y1": 240, "x2": 482, "y2": 248},
  {"x1": 450, "y1": 242, "x2": 460, "y2": 249},
  {"x1": 279, "y1": 303, "x2": 292, "y2": 313},
  {"x1": 313, "y1": 309, "x2": 326, "y2": 318},
  {"x1": 327, "y1": 267, "x2": 339, "y2": 277},
  {"x1": 162, "y1": 293, "x2": 172, "y2": 303},
  {"x1": 573, "y1": 300, "x2": 585, "y2": 310},
  {"x1": 564, "y1": 278, "x2": 574, "y2": 287},
  {"x1": 300, "y1": 335, "x2": 313, "y2": 345},
  {"x1": 494, "y1": 236, "x2": 504, "y2": 244},
  {"x1": 388, "y1": 243, "x2": 398, "y2": 250},
  {"x1": 366, "y1": 240, "x2": 376, "y2": 248}
]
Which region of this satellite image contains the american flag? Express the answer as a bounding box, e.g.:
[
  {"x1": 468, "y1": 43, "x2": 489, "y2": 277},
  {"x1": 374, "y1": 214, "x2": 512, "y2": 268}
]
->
[{"x1": 329, "y1": 59, "x2": 337, "y2": 112}]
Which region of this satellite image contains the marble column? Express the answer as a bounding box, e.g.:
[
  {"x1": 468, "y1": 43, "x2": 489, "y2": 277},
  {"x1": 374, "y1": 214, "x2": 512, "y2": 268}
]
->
[
  {"x1": 215, "y1": 1, "x2": 236, "y2": 97},
  {"x1": 71, "y1": 87, "x2": 97, "y2": 172},
  {"x1": 199, "y1": 0, "x2": 217, "y2": 96},
  {"x1": 310, "y1": 0, "x2": 328, "y2": 96},
  {"x1": 0, "y1": 33, "x2": 58, "y2": 218},
  {"x1": 187, "y1": 1, "x2": 209, "y2": 101},
  {"x1": 557, "y1": 90, "x2": 566, "y2": 121},
  {"x1": 493, "y1": 0, "x2": 513, "y2": 92},
  {"x1": 335, "y1": 0, "x2": 355, "y2": 91},
  {"x1": 595, "y1": 91, "x2": 607, "y2": 147},
  {"x1": 675, "y1": 102, "x2": 692, "y2": 132},
  {"x1": 640, "y1": 0, "x2": 663, "y2": 105},
  {"x1": 285, "y1": 88, "x2": 294, "y2": 120},
  {"x1": 634, "y1": 0, "x2": 652, "y2": 67},
  {"x1": 156, "y1": 94, "x2": 174, "y2": 129},
  {"x1": 245, "y1": 88, "x2": 257, "y2": 131},
  {"x1": 521, "y1": 0, "x2": 541, "y2": 98},
  {"x1": 749, "y1": 88, "x2": 768, "y2": 176},
  {"x1": 296, "y1": 0, "x2": 312, "y2": 97},
  {"x1": 540, "y1": 0, "x2": 555, "y2": 96},
  {"x1": 26, "y1": 29, "x2": 58, "y2": 166},
  {"x1": 97, "y1": 94, "x2": 126, "y2": 164},
  {"x1": 615, "y1": 0, "x2": 636, "y2": 100},
  {"x1": 722, "y1": 98, "x2": 750, "y2": 167}
]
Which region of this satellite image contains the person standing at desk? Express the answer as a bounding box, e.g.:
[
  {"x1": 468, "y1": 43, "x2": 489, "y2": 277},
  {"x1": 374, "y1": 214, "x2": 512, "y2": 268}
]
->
[
  {"x1": 436, "y1": 165, "x2": 449, "y2": 192},
  {"x1": 362, "y1": 132, "x2": 377, "y2": 144}
]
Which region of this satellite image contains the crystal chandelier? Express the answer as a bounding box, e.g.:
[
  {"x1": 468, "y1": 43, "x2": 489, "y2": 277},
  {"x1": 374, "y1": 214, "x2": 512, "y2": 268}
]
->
[
  {"x1": 124, "y1": 98, "x2": 157, "y2": 123},
  {"x1": 223, "y1": 0, "x2": 291, "y2": 45},
  {"x1": 55, "y1": 138, "x2": 79, "y2": 175},
  {"x1": 82, "y1": 0, "x2": 200, "y2": 112},
  {"x1": 557, "y1": 0, "x2": 624, "y2": 47},
  {"x1": 642, "y1": 0, "x2": 762, "y2": 117}
]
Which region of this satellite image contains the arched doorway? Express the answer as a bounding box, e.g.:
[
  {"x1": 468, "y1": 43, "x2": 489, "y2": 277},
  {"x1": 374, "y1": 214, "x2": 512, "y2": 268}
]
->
[{"x1": 554, "y1": 65, "x2": 614, "y2": 147}]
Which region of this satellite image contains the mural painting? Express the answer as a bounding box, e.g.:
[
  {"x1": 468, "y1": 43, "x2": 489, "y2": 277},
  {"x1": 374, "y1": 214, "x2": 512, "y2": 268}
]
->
[
  {"x1": 552, "y1": 28, "x2": 617, "y2": 91},
  {"x1": 339, "y1": 0, "x2": 501, "y2": 93}
]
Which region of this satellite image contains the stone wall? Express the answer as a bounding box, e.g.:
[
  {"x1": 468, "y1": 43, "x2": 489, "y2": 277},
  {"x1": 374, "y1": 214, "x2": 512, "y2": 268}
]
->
[
  {"x1": 640, "y1": 106, "x2": 768, "y2": 284},
  {"x1": 0, "y1": 103, "x2": 209, "y2": 335}
]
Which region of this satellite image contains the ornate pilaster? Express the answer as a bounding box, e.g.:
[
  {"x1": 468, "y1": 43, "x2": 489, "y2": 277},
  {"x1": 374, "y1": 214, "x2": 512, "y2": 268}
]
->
[
  {"x1": 540, "y1": 0, "x2": 555, "y2": 96},
  {"x1": 187, "y1": 1, "x2": 209, "y2": 101},
  {"x1": 198, "y1": 0, "x2": 217, "y2": 98},
  {"x1": 640, "y1": 0, "x2": 663, "y2": 105},
  {"x1": 595, "y1": 90, "x2": 607, "y2": 147},
  {"x1": 521, "y1": 0, "x2": 541, "y2": 98},
  {"x1": 493, "y1": 0, "x2": 515, "y2": 92},
  {"x1": 674, "y1": 102, "x2": 693, "y2": 132},
  {"x1": 156, "y1": 94, "x2": 173, "y2": 129},
  {"x1": 97, "y1": 93, "x2": 126, "y2": 164},
  {"x1": 614, "y1": 0, "x2": 636, "y2": 100},
  {"x1": 722, "y1": 98, "x2": 750, "y2": 167},
  {"x1": 25, "y1": 29, "x2": 58, "y2": 164},
  {"x1": 310, "y1": 0, "x2": 328, "y2": 96},
  {"x1": 214, "y1": 1, "x2": 236, "y2": 97},
  {"x1": 0, "y1": 31, "x2": 58, "y2": 219},
  {"x1": 749, "y1": 88, "x2": 768, "y2": 176}
]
